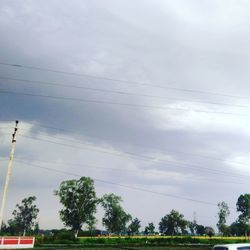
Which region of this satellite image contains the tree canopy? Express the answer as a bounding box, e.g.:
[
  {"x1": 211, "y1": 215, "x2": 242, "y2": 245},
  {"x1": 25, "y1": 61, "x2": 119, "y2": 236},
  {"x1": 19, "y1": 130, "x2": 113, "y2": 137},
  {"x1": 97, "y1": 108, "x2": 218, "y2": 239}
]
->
[
  {"x1": 128, "y1": 218, "x2": 141, "y2": 235},
  {"x1": 145, "y1": 222, "x2": 155, "y2": 235},
  {"x1": 54, "y1": 177, "x2": 99, "y2": 237},
  {"x1": 159, "y1": 210, "x2": 187, "y2": 236},
  {"x1": 236, "y1": 194, "x2": 250, "y2": 236},
  {"x1": 217, "y1": 201, "x2": 230, "y2": 235},
  {"x1": 8, "y1": 196, "x2": 39, "y2": 236},
  {"x1": 101, "y1": 193, "x2": 131, "y2": 235}
]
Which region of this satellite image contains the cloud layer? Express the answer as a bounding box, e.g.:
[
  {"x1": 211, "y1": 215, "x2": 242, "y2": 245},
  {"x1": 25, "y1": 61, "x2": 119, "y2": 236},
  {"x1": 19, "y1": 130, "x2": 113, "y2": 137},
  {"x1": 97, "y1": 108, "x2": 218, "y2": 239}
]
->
[{"x1": 0, "y1": 0, "x2": 250, "y2": 230}]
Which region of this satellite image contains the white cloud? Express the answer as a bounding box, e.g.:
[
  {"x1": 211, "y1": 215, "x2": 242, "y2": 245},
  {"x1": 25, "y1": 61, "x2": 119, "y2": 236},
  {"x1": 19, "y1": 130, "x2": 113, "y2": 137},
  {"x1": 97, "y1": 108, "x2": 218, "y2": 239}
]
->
[
  {"x1": 140, "y1": 168, "x2": 193, "y2": 182},
  {"x1": 150, "y1": 101, "x2": 250, "y2": 134},
  {"x1": 225, "y1": 154, "x2": 250, "y2": 173}
]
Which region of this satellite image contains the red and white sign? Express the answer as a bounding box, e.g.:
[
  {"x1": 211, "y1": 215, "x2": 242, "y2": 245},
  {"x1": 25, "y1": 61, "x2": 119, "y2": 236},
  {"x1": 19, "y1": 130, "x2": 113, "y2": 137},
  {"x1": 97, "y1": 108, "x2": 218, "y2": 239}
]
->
[{"x1": 0, "y1": 237, "x2": 34, "y2": 249}]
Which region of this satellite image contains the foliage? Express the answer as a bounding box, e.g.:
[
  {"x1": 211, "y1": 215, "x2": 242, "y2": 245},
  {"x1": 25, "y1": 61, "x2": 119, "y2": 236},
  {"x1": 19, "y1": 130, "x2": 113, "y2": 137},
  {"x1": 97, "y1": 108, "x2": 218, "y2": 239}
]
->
[
  {"x1": 76, "y1": 235, "x2": 250, "y2": 246},
  {"x1": 0, "y1": 221, "x2": 10, "y2": 235},
  {"x1": 86, "y1": 215, "x2": 97, "y2": 236},
  {"x1": 7, "y1": 218, "x2": 22, "y2": 235},
  {"x1": 217, "y1": 201, "x2": 230, "y2": 235},
  {"x1": 220, "y1": 225, "x2": 231, "y2": 236},
  {"x1": 8, "y1": 196, "x2": 39, "y2": 236},
  {"x1": 159, "y1": 210, "x2": 187, "y2": 235},
  {"x1": 128, "y1": 218, "x2": 141, "y2": 235},
  {"x1": 33, "y1": 222, "x2": 40, "y2": 235},
  {"x1": 236, "y1": 194, "x2": 250, "y2": 236},
  {"x1": 230, "y1": 221, "x2": 250, "y2": 236},
  {"x1": 54, "y1": 177, "x2": 99, "y2": 237},
  {"x1": 204, "y1": 226, "x2": 215, "y2": 237},
  {"x1": 145, "y1": 222, "x2": 155, "y2": 235},
  {"x1": 188, "y1": 221, "x2": 197, "y2": 235},
  {"x1": 196, "y1": 224, "x2": 205, "y2": 235},
  {"x1": 101, "y1": 193, "x2": 132, "y2": 234}
]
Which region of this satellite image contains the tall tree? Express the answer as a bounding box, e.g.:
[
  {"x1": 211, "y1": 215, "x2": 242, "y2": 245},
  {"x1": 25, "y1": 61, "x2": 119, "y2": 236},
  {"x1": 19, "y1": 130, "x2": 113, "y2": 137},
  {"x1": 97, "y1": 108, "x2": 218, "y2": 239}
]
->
[
  {"x1": 230, "y1": 221, "x2": 249, "y2": 236},
  {"x1": 196, "y1": 224, "x2": 205, "y2": 236},
  {"x1": 9, "y1": 196, "x2": 39, "y2": 236},
  {"x1": 54, "y1": 177, "x2": 99, "y2": 237},
  {"x1": 204, "y1": 226, "x2": 215, "y2": 237},
  {"x1": 236, "y1": 194, "x2": 250, "y2": 236},
  {"x1": 188, "y1": 221, "x2": 197, "y2": 235},
  {"x1": 145, "y1": 222, "x2": 155, "y2": 235},
  {"x1": 101, "y1": 193, "x2": 131, "y2": 235},
  {"x1": 217, "y1": 201, "x2": 230, "y2": 235},
  {"x1": 159, "y1": 210, "x2": 187, "y2": 236},
  {"x1": 128, "y1": 218, "x2": 141, "y2": 235}
]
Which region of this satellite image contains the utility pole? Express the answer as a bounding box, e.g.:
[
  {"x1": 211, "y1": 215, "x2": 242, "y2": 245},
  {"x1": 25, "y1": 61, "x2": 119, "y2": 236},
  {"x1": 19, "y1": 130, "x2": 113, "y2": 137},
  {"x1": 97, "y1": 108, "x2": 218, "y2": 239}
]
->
[{"x1": 0, "y1": 120, "x2": 19, "y2": 231}]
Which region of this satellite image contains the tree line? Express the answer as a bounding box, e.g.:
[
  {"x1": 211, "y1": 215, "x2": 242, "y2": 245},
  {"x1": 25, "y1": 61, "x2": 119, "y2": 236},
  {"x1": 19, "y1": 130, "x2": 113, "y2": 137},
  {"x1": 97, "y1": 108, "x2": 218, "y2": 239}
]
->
[{"x1": 1, "y1": 176, "x2": 250, "y2": 237}]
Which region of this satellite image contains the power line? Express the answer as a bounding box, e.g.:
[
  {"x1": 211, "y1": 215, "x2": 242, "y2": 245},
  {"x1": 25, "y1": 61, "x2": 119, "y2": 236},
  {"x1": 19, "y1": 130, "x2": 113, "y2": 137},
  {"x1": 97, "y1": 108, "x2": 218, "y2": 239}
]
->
[
  {"x1": 14, "y1": 158, "x2": 246, "y2": 186},
  {"x1": 2, "y1": 76, "x2": 250, "y2": 109},
  {"x1": 19, "y1": 126, "x2": 250, "y2": 169},
  {"x1": 18, "y1": 124, "x2": 250, "y2": 169},
  {"x1": 18, "y1": 133, "x2": 250, "y2": 180},
  {"x1": 14, "y1": 159, "x2": 224, "y2": 207},
  {"x1": 19, "y1": 133, "x2": 248, "y2": 180},
  {"x1": 7, "y1": 122, "x2": 250, "y2": 182},
  {"x1": 2, "y1": 89, "x2": 250, "y2": 117},
  {"x1": 1, "y1": 61, "x2": 250, "y2": 101},
  {"x1": 14, "y1": 124, "x2": 250, "y2": 180},
  {"x1": 19, "y1": 123, "x2": 250, "y2": 169}
]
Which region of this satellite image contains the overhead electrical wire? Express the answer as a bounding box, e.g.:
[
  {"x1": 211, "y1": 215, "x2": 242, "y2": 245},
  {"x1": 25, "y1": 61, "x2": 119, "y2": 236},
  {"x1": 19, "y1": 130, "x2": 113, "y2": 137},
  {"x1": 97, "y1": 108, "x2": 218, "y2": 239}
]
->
[
  {"x1": 14, "y1": 159, "x2": 228, "y2": 207},
  {"x1": 18, "y1": 133, "x2": 250, "y2": 180},
  {"x1": 0, "y1": 61, "x2": 244, "y2": 210},
  {"x1": 2, "y1": 89, "x2": 250, "y2": 117},
  {"x1": 2, "y1": 76, "x2": 250, "y2": 109},
  {"x1": 1, "y1": 61, "x2": 250, "y2": 101},
  {"x1": 0, "y1": 123, "x2": 241, "y2": 208},
  {"x1": 3, "y1": 122, "x2": 250, "y2": 180},
  {"x1": 14, "y1": 158, "x2": 246, "y2": 186},
  {"x1": 18, "y1": 123, "x2": 250, "y2": 169},
  {"x1": 3, "y1": 125, "x2": 245, "y2": 186}
]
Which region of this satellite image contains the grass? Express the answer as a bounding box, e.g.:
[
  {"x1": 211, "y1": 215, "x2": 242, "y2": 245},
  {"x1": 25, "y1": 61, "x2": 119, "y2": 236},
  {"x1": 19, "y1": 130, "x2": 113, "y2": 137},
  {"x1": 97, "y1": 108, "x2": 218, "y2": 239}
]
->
[{"x1": 33, "y1": 236, "x2": 250, "y2": 250}]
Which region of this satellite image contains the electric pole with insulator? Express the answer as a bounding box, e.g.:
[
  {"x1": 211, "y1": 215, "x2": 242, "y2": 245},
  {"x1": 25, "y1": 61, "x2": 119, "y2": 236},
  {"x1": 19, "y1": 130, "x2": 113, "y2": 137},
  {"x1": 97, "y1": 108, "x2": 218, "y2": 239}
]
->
[{"x1": 0, "y1": 120, "x2": 19, "y2": 231}]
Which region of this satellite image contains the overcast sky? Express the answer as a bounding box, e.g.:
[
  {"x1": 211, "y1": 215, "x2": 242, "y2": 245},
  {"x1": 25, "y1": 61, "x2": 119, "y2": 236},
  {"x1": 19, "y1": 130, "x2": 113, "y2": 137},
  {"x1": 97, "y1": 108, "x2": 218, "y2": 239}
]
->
[{"x1": 0, "y1": 0, "x2": 250, "y2": 231}]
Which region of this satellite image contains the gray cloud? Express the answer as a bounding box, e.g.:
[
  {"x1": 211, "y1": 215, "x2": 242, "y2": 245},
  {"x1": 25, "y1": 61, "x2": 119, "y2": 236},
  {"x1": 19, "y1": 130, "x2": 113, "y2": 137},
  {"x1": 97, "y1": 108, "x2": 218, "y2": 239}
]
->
[{"x1": 0, "y1": 0, "x2": 250, "y2": 231}]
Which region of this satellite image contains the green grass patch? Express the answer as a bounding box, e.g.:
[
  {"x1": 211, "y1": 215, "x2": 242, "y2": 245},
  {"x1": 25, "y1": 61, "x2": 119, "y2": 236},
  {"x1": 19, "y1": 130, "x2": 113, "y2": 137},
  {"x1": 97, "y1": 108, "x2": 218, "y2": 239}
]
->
[{"x1": 35, "y1": 236, "x2": 250, "y2": 249}]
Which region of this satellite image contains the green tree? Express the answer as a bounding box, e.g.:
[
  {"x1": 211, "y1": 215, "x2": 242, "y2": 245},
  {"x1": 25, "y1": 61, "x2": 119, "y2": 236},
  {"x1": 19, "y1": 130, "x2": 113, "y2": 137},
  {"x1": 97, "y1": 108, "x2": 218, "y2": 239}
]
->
[
  {"x1": 217, "y1": 201, "x2": 230, "y2": 236},
  {"x1": 101, "y1": 193, "x2": 131, "y2": 235},
  {"x1": 145, "y1": 222, "x2": 155, "y2": 235},
  {"x1": 54, "y1": 177, "x2": 99, "y2": 237},
  {"x1": 236, "y1": 194, "x2": 250, "y2": 237},
  {"x1": 196, "y1": 224, "x2": 205, "y2": 235},
  {"x1": 188, "y1": 221, "x2": 197, "y2": 235},
  {"x1": 9, "y1": 196, "x2": 39, "y2": 236},
  {"x1": 33, "y1": 222, "x2": 40, "y2": 235},
  {"x1": 159, "y1": 210, "x2": 187, "y2": 236},
  {"x1": 204, "y1": 226, "x2": 215, "y2": 237},
  {"x1": 230, "y1": 221, "x2": 250, "y2": 236},
  {"x1": 128, "y1": 218, "x2": 141, "y2": 235},
  {"x1": 0, "y1": 222, "x2": 8, "y2": 235},
  {"x1": 86, "y1": 215, "x2": 97, "y2": 236}
]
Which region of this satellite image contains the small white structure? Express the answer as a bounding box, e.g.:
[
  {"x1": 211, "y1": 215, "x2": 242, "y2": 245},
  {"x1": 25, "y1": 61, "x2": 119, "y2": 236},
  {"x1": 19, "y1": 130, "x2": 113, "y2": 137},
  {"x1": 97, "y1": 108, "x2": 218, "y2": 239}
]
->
[
  {"x1": 213, "y1": 243, "x2": 250, "y2": 250},
  {"x1": 0, "y1": 236, "x2": 35, "y2": 249}
]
